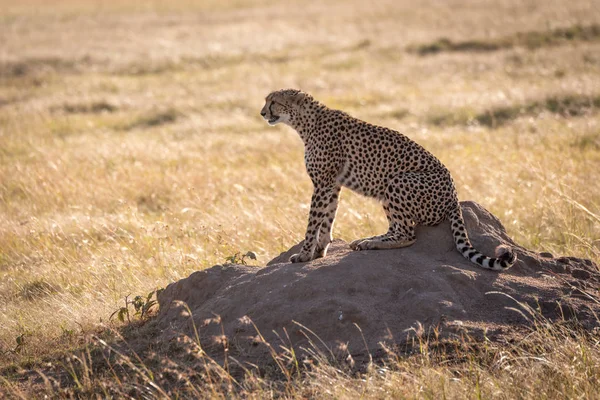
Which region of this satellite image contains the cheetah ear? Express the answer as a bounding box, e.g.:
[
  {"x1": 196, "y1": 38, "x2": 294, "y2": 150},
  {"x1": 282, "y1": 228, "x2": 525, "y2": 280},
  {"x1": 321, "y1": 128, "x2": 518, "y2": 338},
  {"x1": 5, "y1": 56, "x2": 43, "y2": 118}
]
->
[{"x1": 292, "y1": 91, "x2": 309, "y2": 106}]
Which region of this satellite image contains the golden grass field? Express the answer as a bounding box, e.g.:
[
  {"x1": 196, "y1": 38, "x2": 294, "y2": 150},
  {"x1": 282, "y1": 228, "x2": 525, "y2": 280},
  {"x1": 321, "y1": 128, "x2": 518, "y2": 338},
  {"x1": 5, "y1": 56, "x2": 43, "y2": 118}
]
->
[{"x1": 1, "y1": 0, "x2": 600, "y2": 397}]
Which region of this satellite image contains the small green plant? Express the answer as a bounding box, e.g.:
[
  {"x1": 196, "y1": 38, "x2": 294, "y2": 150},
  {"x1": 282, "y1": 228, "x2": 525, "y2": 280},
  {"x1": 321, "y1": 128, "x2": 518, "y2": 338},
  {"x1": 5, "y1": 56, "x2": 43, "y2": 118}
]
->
[
  {"x1": 224, "y1": 251, "x2": 257, "y2": 265},
  {"x1": 110, "y1": 289, "x2": 162, "y2": 323},
  {"x1": 14, "y1": 333, "x2": 26, "y2": 354},
  {"x1": 60, "y1": 323, "x2": 75, "y2": 339}
]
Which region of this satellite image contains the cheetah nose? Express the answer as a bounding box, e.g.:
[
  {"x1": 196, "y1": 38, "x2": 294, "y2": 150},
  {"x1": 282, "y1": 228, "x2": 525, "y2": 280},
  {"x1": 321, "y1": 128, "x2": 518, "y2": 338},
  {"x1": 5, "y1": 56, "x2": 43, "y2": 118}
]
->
[{"x1": 260, "y1": 111, "x2": 266, "y2": 117}]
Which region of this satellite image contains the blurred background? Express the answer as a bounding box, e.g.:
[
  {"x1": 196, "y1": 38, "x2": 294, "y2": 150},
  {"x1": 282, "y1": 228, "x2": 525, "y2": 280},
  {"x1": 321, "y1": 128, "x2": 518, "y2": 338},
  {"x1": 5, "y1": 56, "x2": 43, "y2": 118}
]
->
[{"x1": 1, "y1": 0, "x2": 599, "y2": 364}]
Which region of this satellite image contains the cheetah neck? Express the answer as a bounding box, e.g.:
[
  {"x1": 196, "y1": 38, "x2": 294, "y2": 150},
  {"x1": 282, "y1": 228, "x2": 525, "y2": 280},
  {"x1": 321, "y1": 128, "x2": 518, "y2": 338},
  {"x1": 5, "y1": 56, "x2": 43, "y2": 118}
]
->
[{"x1": 288, "y1": 102, "x2": 327, "y2": 141}]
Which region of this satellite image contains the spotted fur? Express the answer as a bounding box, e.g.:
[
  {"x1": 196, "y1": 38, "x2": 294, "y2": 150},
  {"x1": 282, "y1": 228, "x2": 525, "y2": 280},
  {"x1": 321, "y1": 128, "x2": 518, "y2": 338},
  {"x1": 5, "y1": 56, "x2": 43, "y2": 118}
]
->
[{"x1": 261, "y1": 89, "x2": 517, "y2": 271}]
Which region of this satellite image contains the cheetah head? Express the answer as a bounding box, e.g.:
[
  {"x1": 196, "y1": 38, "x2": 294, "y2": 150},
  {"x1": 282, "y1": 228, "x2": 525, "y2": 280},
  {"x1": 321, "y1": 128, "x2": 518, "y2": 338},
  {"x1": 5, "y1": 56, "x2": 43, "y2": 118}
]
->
[{"x1": 261, "y1": 89, "x2": 313, "y2": 126}]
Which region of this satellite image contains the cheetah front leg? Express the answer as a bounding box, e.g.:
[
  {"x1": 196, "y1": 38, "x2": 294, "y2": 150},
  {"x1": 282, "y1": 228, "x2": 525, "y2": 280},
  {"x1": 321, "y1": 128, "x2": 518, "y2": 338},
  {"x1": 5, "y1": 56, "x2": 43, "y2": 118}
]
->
[
  {"x1": 314, "y1": 186, "x2": 341, "y2": 259},
  {"x1": 290, "y1": 184, "x2": 341, "y2": 263}
]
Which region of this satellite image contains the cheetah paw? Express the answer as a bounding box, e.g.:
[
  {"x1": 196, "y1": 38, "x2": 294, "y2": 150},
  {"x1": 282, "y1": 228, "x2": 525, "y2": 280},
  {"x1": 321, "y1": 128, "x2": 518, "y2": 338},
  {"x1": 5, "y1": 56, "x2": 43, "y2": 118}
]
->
[
  {"x1": 289, "y1": 252, "x2": 312, "y2": 263},
  {"x1": 350, "y1": 239, "x2": 370, "y2": 251}
]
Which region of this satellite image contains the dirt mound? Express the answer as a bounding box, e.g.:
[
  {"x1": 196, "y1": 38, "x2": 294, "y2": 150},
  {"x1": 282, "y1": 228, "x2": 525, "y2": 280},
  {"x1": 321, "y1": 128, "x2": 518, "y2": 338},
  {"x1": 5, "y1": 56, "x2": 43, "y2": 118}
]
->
[{"x1": 156, "y1": 201, "x2": 599, "y2": 360}]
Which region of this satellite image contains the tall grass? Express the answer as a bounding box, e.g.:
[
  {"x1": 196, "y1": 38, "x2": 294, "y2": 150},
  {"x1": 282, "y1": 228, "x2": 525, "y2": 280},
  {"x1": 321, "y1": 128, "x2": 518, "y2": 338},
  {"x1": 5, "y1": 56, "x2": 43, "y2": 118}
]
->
[
  {"x1": 4, "y1": 300, "x2": 599, "y2": 398},
  {"x1": 0, "y1": 0, "x2": 599, "y2": 397}
]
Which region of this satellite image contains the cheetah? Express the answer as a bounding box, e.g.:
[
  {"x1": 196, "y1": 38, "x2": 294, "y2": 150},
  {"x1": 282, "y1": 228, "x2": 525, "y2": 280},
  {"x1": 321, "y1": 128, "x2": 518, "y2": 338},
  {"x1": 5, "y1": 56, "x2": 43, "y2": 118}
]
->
[{"x1": 260, "y1": 89, "x2": 517, "y2": 271}]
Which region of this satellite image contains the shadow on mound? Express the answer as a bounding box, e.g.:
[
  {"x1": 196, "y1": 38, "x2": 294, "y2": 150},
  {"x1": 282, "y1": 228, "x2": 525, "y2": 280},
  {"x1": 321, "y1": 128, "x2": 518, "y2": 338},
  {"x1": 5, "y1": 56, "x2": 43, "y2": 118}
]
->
[{"x1": 156, "y1": 201, "x2": 600, "y2": 362}]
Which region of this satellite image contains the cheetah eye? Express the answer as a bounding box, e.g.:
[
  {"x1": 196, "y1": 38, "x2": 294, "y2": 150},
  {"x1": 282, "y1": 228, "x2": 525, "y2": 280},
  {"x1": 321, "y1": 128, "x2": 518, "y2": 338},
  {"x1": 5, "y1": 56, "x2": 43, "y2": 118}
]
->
[{"x1": 271, "y1": 101, "x2": 288, "y2": 111}]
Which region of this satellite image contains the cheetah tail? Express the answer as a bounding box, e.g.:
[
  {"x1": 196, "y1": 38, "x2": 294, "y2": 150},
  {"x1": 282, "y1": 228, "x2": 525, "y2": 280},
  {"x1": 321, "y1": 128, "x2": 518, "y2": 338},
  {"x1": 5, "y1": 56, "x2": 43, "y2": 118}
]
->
[{"x1": 448, "y1": 206, "x2": 517, "y2": 271}]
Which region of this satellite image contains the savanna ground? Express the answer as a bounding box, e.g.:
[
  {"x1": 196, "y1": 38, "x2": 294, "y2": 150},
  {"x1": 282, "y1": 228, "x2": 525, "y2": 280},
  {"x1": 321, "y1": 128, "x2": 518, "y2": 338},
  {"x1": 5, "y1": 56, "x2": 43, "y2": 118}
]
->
[{"x1": 1, "y1": 0, "x2": 600, "y2": 397}]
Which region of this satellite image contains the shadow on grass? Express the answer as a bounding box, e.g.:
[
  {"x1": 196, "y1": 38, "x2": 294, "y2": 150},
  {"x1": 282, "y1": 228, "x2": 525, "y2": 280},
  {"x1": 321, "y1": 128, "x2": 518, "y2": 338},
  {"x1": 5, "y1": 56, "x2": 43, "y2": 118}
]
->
[
  {"x1": 52, "y1": 101, "x2": 118, "y2": 114},
  {"x1": 428, "y1": 93, "x2": 600, "y2": 128},
  {"x1": 115, "y1": 40, "x2": 372, "y2": 76},
  {"x1": 0, "y1": 57, "x2": 79, "y2": 79},
  {"x1": 409, "y1": 24, "x2": 600, "y2": 55},
  {"x1": 123, "y1": 108, "x2": 182, "y2": 130}
]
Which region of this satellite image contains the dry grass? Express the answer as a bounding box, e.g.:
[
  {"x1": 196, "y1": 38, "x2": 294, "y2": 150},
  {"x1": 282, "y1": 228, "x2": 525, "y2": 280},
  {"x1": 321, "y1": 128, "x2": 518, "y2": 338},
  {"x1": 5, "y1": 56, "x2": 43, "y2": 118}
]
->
[
  {"x1": 3, "y1": 304, "x2": 600, "y2": 398},
  {"x1": 1, "y1": 0, "x2": 599, "y2": 397}
]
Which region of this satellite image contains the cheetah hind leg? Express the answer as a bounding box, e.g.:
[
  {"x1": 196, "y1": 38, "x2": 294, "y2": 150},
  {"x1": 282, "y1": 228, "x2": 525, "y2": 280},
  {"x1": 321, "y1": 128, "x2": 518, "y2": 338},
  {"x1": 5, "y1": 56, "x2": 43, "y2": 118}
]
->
[
  {"x1": 350, "y1": 201, "x2": 417, "y2": 250},
  {"x1": 350, "y1": 223, "x2": 417, "y2": 250},
  {"x1": 349, "y1": 232, "x2": 394, "y2": 250}
]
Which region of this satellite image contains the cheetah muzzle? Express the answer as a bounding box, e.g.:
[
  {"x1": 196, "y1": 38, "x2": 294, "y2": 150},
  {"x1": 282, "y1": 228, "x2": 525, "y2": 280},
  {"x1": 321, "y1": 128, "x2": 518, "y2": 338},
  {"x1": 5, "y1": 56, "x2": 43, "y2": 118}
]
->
[{"x1": 261, "y1": 88, "x2": 517, "y2": 271}]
